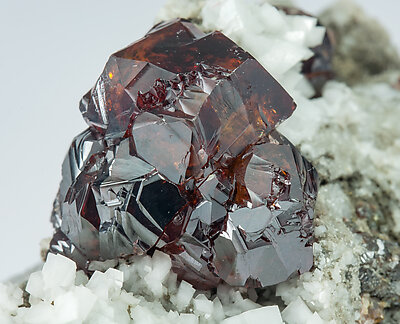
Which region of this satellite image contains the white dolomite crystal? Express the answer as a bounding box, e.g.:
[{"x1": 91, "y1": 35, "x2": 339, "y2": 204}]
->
[{"x1": 0, "y1": 253, "x2": 284, "y2": 323}]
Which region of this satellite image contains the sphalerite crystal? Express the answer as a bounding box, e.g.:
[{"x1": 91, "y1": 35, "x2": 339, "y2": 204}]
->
[{"x1": 50, "y1": 19, "x2": 318, "y2": 289}]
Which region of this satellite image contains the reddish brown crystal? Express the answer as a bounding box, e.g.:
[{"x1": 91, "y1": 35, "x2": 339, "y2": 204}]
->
[
  {"x1": 51, "y1": 19, "x2": 317, "y2": 289},
  {"x1": 79, "y1": 19, "x2": 295, "y2": 140}
]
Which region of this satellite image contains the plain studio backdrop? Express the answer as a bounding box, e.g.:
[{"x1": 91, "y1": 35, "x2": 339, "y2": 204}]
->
[{"x1": 0, "y1": 0, "x2": 398, "y2": 281}]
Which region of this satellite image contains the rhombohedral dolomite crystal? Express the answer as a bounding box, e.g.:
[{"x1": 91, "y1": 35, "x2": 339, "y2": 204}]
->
[{"x1": 50, "y1": 19, "x2": 318, "y2": 289}]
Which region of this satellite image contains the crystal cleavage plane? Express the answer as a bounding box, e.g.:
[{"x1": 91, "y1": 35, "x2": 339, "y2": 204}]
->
[{"x1": 50, "y1": 19, "x2": 318, "y2": 289}]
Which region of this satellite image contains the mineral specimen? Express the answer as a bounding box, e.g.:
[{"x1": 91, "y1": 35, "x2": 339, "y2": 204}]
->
[
  {"x1": 50, "y1": 19, "x2": 318, "y2": 289},
  {"x1": 277, "y1": 6, "x2": 334, "y2": 97}
]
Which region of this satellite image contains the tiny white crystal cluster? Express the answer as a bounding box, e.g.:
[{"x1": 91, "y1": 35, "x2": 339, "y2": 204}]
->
[
  {"x1": 276, "y1": 181, "x2": 364, "y2": 323},
  {"x1": 277, "y1": 81, "x2": 400, "y2": 322},
  {"x1": 0, "y1": 283, "x2": 23, "y2": 324},
  {"x1": 0, "y1": 252, "x2": 287, "y2": 324},
  {"x1": 280, "y1": 81, "x2": 400, "y2": 211}
]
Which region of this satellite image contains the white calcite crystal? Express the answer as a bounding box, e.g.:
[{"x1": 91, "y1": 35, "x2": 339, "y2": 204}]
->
[
  {"x1": 2, "y1": 0, "x2": 400, "y2": 323},
  {"x1": 221, "y1": 306, "x2": 283, "y2": 324},
  {"x1": 281, "y1": 297, "x2": 324, "y2": 324},
  {"x1": 0, "y1": 283, "x2": 23, "y2": 324},
  {"x1": 1, "y1": 253, "x2": 286, "y2": 323}
]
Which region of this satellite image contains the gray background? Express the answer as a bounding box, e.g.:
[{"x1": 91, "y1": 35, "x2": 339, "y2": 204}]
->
[{"x1": 0, "y1": 0, "x2": 398, "y2": 281}]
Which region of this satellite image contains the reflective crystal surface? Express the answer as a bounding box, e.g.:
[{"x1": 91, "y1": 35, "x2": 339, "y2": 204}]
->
[{"x1": 50, "y1": 19, "x2": 318, "y2": 289}]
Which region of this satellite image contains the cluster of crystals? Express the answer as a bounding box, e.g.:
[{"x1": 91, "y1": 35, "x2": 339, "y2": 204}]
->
[
  {"x1": 50, "y1": 19, "x2": 318, "y2": 289},
  {"x1": 278, "y1": 6, "x2": 334, "y2": 96}
]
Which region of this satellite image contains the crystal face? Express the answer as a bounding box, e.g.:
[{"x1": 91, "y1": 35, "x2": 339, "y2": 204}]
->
[{"x1": 50, "y1": 19, "x2": 318, "y2": 289}]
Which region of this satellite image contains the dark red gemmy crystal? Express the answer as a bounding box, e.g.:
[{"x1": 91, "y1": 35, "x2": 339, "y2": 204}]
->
[{"x1": 50, "y1": 19, "x2": 318, "y2": 289}]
